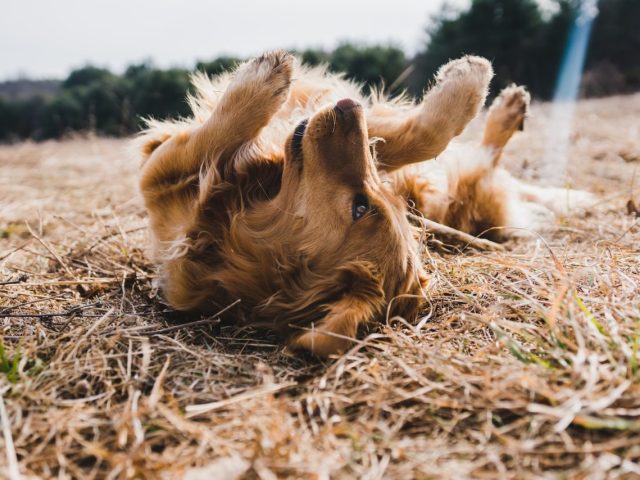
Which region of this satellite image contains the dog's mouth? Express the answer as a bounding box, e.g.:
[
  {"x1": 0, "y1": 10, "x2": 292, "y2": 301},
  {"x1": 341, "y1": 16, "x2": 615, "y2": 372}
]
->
[
  {"x1": 284, "y1": 98, "x2": 371, "y2": 188},
  {"x1": 287, "y1": 98, "x2": 366, "y2": 162},
  {"x1": 305, "y1": 98, "x2": 365, "y2": 140}
]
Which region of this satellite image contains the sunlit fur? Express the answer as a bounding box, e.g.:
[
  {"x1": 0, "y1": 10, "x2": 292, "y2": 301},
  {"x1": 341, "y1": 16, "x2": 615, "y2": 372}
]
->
[{"x1": 137, "y1": 51, "x2": 592, "y2": 357}]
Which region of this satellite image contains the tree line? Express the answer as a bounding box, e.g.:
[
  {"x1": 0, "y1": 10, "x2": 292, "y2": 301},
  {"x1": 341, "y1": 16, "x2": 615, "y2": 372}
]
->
[{"x1": 0, "y1": 0, "x2": 637, "y2": 142}]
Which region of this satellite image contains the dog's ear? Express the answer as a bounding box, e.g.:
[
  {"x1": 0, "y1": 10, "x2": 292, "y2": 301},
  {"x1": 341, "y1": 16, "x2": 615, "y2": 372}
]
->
[{"x1": 288, "y1": 261, "x2": 385, "y2": 357}]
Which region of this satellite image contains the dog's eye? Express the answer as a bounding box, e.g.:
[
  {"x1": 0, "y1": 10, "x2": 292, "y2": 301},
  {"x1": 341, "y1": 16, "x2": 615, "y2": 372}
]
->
[
  {"x1": 291, "y1": 119, "x2": 308, "y2": 156},
  {"x1": 352, "y1": 193, "x2": 370, "y2": 221}
]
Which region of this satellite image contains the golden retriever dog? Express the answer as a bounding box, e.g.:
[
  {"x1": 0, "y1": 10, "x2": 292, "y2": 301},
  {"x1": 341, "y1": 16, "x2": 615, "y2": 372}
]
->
[{"x1": 137, "y1": 51, "x2": 591, "y2": 356}]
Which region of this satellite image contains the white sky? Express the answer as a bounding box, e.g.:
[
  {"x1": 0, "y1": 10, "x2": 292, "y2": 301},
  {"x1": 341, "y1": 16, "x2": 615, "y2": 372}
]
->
[{"x1": 1, "y1": 0, "x2": 469, "y2": 80}]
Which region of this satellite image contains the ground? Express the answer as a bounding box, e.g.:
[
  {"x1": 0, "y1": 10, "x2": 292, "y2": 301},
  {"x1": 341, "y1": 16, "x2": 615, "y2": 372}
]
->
[{"x1": 1, "y1": 94, "x2": 640, "y2": 479}]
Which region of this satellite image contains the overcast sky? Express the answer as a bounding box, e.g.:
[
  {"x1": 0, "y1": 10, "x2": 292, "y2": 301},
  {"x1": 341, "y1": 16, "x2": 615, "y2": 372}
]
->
[{"x1": 1, "y1": 0, "x2": 470, "y2": 80}]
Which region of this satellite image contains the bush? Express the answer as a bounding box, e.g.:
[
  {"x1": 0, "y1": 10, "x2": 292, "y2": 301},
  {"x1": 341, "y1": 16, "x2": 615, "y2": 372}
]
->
[
  {"x1": 125, "y1": 65, "x2": 192, "y2": 127},
  {"x1": 409, "y1": 0, "x2": 557, "y2": 97},
  {"x1": 408, "y1": 0, "x2": 639, "y2": 99},
  {"x1": 329, "y1": 44, "x2": 407, "y2": 91},
  {"x1": 195, "y1": 56, "x2": 241, "y2": 77}
]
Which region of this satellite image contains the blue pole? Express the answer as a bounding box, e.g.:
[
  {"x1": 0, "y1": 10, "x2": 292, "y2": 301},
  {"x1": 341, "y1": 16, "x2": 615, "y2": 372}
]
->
[{"x1": 542, "y1": 0, "x2": 599, "y2": 184}]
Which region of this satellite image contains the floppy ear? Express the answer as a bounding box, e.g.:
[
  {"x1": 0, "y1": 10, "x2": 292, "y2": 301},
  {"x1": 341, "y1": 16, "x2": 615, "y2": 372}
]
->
[{"x1": 288, "y1": 262, "x2": 386, "y2": 357}]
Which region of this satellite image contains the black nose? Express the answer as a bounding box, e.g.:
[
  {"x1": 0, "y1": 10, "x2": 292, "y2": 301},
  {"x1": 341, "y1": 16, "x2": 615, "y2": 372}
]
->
[{"x1": 335, "y1": 98, "x2": 361, "y2": 112}]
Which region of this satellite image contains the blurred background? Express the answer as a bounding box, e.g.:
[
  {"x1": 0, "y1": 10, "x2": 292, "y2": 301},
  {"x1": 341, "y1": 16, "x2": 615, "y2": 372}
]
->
[{"x1": 0, "y1": 0, "x2": 638, "y2": 142}]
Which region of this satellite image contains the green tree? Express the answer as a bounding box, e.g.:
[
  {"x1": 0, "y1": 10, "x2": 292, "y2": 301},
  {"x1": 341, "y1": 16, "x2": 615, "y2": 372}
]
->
[
  {"x1": 195, "y1": 56, "x2": 241, "y2": 77},
  {"x1": 586, "y1": 0, "x2": 640, "y2": 93},
  {"x1": 528, "y1": 0, "x2": 578, "y2": 98},
  {"x1": 0, "y1": 99, "x2": 17, "y2": 140},
  {"x1": 329, "y1": 44, "x2": 408, "y2": 91},
  {"x1": 62, "y1": 66, "x2": 114, "y2": 89},
  {"x1": 13, "y1": 97, "x2": 47, "y2": 140},
  {"x1": 39, "y1": 92, "x2": 85, "y2": 138},
  {"x1": 410, "y1": 0, "x2": 551, "y2": 97},
  {"x1": 53, "y1": 66, "x2": 130, "y2": 137},
  {"x1": 299, "y1": 48, "x2": 330, "y2": 67},
  {"x1": 125, "y1": 65, "x2": 192, "y2": 126}
]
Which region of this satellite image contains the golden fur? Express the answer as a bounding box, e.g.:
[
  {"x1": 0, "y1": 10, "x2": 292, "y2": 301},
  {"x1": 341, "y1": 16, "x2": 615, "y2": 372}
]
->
[{"x1": 137, "y1": 51, "x2": 592, "y2": 356}]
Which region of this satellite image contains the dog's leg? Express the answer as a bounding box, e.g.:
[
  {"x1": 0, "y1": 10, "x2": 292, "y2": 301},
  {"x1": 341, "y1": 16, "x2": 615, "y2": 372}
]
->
[
  {"x1": 140, "y1": 51, "x2": 293, "y2": 192},
  {"x1": 481, "y1": 84, "x2": 530, "y2": 166},
  {"x1": 368, "y1": 56, "x2": 493, "y2": 172},
  {"x1": 288, "y1": 297, "x2": 378, "y2": 357},
  {"x1": 190, "y1": 50, "x2": 293, "y2": 162},
  {"x1": 480, "y1": 85, "x2": 595, "y2": 216},
  {"x1": 401, "y1": 85, "x2": 530, "y2": 239}
]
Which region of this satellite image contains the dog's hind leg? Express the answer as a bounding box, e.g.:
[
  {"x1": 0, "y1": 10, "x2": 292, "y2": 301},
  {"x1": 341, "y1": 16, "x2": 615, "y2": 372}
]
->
[
  {"x1": 368, "y1": 56, "x2": 493, "y2": 172},
  {"x1": 425, "y1": 86, "x2": 530, "y2": 237},
  {"x1": 481, "y1": 85, "x2": 594, "y2": 216},
  {"x1": 481, "y1": 84, "x2": 530, "y2": 166},
  {"x1": 398, "y1": 86, "x2": 529, "y2": 239},
  {"x1": 140, "y1": 51, "x2": 293, "y2": 193}
]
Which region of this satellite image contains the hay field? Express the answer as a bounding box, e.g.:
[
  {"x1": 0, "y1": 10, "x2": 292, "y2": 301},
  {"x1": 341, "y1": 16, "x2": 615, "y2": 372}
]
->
[{"x1": 1, "y1": 94, "x2": 640, "y2": 479}]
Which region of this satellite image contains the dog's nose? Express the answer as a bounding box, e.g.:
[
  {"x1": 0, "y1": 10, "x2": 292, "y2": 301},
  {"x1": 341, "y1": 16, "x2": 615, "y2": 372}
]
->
[{"x1": 335, "y1": 98, "x2": 361, "y2": 112}]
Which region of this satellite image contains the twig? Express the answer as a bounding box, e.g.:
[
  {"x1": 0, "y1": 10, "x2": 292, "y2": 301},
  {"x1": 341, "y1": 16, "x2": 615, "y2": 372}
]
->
[
  {"x1": 0, "y1": 293, "x2": 68, "y2": 314},
  {"x1": 135, "y1": 317, "x2": 222, "y2": 336},
  {"x1": 0, "y1": 302, "x2": 102, "y2": 319},
  {"x1": 0, "y1": 390, "x2": 21, "y2": 480},
  {"x1": 148, "y1": 356, "x2": 171, "y2": 409},
  {"x1": 75, "y1": 225, "x2": 147, "y2": 256},
  {"x1": 0, "y1": 313, "x2": 106, "y2": 319},
  {"x1": 134, "y1": 299, "x2": 241, "y2": 336},
  {"x1": 4, "y1": 278, "x2": 138, "y2": 287},
  {"x1": 185, "y1": 381, "x2": 296, "y2": 417},
  {"x1": 613, "y1": 216, "x2": 639, "y2": 243},
  {"x1": 408, "y1": 214, "x2": 505, "y2": 252},
  {"x1": 0, "y1": 241, "x2": 31, "y2": 262},
  {"x1": 388, "y1": 63, "x2": 415, "y2": 93},
  {"x1": 0, "y1": 275, "x2": 28, "y2": 286},
  {"x1": 25, "y1": 222, "x2": 74, "y2": 277}
]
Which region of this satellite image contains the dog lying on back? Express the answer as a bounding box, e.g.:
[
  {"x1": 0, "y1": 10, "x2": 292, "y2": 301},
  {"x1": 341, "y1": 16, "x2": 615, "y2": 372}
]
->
[{"x1": 138, "y1": 51, "x2": 590, "y2": 356}]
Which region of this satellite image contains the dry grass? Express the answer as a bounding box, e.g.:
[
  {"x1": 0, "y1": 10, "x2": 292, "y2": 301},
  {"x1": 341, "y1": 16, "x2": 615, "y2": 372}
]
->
[{"x1": 1, "y1": 94, "x2": 640, "y2": 479}]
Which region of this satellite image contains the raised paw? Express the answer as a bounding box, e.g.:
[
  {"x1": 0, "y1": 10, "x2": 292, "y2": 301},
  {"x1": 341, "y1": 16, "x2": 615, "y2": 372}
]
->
[
  {"x1": 436, "y1": 55, "x2": 494, "y2": 89},
  {"x1": 481, "y1": 84, "x2": 530, "y2": 165},
  {"x1": 203, "y1": 50, "x2": 294, "y2": 149},
  {"x1": 421, "y1": 56, "x2": 494, "y2": 139},
  {"x1": 235, "y1": 49, "x2": 294, "y2": 102},
  {"x1": 486, "y1": 84, "x2": 531, "y2": 134},
  {"x1": 434, "y1": 56, "x2": 493, "y2": 116},
  {"x1": 366, "y1": 55, "x2": 494, "y2": 171}
]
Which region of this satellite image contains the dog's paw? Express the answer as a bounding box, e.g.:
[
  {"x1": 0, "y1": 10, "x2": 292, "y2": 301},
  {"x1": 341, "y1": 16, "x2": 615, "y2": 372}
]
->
[
  {"x1": 519, "y1": 185, "x2": 596, "y2": 217},
  {"x1": 426, "y1": 56, "x2": 494, "y2": 135},
  {"x1": 487, "y1": 84, "x2": 531, "y2": 133},
  {"x1": 435, "y1": 56, "x2": 493, "y2": 101},
  {"x1": 240, "y1": 50, "x2": 294, "y2": 100},
  {"x1": 554, "y1": 189, "x2": 597, "y2": 216},
  {"x1": 437, "y1": 55, "x2": 493, "y2": 84}
]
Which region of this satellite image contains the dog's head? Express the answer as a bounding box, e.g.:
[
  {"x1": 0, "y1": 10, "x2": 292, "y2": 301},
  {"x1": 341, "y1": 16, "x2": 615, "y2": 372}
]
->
[{"x1": 259, "y1": 99, "x2": 427, "y2": 354}]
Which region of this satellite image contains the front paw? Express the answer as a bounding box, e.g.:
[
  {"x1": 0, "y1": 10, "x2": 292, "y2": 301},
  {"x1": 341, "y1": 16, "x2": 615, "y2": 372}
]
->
[
  {"x1": 240, "y1": 50, "x2": 294, "y2": 100},
  {"x1": 433, "y1": 55, "x2": 494, "y2": 121}
]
